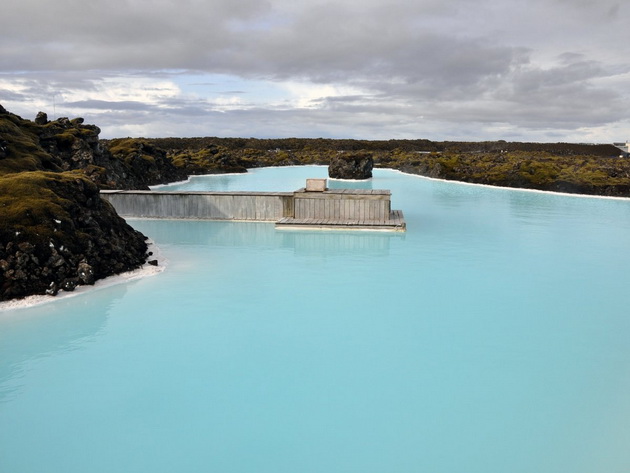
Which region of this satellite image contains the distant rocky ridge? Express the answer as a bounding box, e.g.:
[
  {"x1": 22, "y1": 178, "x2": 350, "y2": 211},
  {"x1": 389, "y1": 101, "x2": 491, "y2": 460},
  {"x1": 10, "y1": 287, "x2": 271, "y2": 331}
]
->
[{"x1": 149, "y1": 136, "x2": 630, "y2": 197}]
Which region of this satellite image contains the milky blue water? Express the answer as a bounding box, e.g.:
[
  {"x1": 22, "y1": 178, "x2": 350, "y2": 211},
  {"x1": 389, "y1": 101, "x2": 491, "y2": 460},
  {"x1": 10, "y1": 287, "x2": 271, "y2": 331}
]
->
[{"x1": 2, "y1": 166, "x2": 630, "y2": 473}]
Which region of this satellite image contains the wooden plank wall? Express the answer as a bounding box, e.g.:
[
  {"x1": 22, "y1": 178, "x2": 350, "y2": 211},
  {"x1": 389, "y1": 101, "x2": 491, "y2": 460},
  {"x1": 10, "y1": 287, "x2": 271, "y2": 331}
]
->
[{"x1": 294, "y1": 190, "x2": 391, "y2": 222}]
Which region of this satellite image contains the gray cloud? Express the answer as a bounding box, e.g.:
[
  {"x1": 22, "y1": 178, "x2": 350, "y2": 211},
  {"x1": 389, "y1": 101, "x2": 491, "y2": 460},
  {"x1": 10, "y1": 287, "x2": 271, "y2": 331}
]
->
[
  {"x1": 1, "y1": 0, "x2": 628, "y2": 141},
  {"x1": 64, "y1": 100, "x2": 157, "y2": 112},
  {"x1": 0, "y1": 89, "x2": 24, "y2": 102}
]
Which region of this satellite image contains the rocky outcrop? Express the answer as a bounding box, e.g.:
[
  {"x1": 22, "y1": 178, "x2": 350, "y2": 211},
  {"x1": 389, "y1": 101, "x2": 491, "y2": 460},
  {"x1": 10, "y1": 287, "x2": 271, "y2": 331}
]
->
[
  {"x1": 31, "y1": 116, "x2": 187, "y2": 190},
  {"x1": 0, "y1": 104, "x2": 160, "y2": 302},
  {"x1": 34, "y1": 111, "x2": 48, "y2": 125},
  {"x1": 103, "y1": 138, "x2": 188, "y2": 188},
  {"x1": 328, "y1": 152, "x2": 373, "y2": 179},
  {"x1": 167, "y1": 144, "x2": 248, "y2": 174},
  {"x1": 0, "y1": 171, "x2": 149, "y2": 301},
  {"x1": 0, "y1": 107, "x2": 186, "y2": 190}
]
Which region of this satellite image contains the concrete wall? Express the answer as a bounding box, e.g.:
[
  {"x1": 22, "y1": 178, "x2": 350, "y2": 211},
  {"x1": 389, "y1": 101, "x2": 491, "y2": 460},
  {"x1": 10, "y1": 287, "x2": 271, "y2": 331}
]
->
[
  {"x1": 101, "y1": 188, "x2": 394, "y2": 223},
  {"x1": 101, "y1": 190, "x2": 294, "y2": 221}
]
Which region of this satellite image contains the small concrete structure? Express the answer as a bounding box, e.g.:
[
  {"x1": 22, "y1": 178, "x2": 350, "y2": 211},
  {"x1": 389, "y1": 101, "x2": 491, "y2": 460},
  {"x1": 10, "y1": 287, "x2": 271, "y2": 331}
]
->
[
  {"x1": 274, "y1": 182, "x2": 406, "y2": 231},
  {"x1": 613, "y1": 142, "x2": 630, "y2": 157},
  {"x1": 305, "y1": 178, "x2": 327, "y2": 192},
  {"x1": 295, "y1": 188, "x2": 390, "y2": 221},
  {"x1": 276, "y1": 187, "x2": 404, "y2": 231},
  {"x1": 101, "y1": 179, "x2": 406, "y2": 232}
]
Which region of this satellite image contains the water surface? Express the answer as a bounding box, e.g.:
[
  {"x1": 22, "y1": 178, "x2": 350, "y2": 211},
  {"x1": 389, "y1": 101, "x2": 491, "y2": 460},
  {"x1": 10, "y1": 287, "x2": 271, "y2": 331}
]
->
[{"x1": 2, "y1": 167, "x2": 630, "y2": 473}]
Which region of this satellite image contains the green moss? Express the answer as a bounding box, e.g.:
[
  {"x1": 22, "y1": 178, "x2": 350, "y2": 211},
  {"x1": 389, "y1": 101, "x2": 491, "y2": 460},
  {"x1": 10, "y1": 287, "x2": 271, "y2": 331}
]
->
[
  {"x1": 517, "y1": 160, "x2": 559, "y2": 185},
  {"x1": 141, "y1": 154, "x2": 155, "y2": 164},
  {"x1": 0, "y1": 116, "x2": 60, "y2": 175},
  {"x1": 169, "y1": 146, "x2": 244, "y2": 172},
  {"x1": 0, "y1": 171, "x2": 93, "y2": 245},
  {"x1": 108, "y1": 138, "x2": 145, "y2": 156},
  {"x1": 54, "y1": 132, "x2": 76, "y2": 148}
]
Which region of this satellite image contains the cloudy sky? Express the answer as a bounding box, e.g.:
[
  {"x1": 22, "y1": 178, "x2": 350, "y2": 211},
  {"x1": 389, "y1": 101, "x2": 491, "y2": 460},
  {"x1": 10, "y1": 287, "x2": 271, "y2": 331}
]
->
[{"x1": 1, "y1": 0, "x2": 629, "y2": 142}]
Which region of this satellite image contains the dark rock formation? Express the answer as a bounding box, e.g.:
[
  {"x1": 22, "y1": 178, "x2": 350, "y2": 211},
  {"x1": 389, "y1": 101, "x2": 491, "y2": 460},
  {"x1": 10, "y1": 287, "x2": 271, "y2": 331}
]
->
[
  {"x1": 35, "y1": 111, "x2": 48, "y2": 125},
  {"x1": 0, "y1": 172, "x2": 149, "y2": 301},
  {"x1": 165, "y1": 144, "x2": 247, "y2": 174},
  {"x1": 1, "y1": 107, "x2": 187, "y2": 190},
  {"x1": 328, "y1": 152, "x2": 373, "y2": 179},
  {"x1": 33, "y1": 116, "x2": 182, "y2": 190},
  {"x1": 0, "y1": 104, "x2": 184, "y2": 302},
  {"x1": 103, "y1": 138, "x2": 188, "y2": 188}
]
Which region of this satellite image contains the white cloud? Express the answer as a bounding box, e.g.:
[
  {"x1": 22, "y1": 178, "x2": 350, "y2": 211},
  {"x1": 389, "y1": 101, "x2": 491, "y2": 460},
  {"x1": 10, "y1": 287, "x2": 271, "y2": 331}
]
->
[
  {"x1": 65, "y1": 77, "x2": 181, "y2": 106},
  {"x1": 278, "y1": 81, "x2": 369, "y2": 109}
]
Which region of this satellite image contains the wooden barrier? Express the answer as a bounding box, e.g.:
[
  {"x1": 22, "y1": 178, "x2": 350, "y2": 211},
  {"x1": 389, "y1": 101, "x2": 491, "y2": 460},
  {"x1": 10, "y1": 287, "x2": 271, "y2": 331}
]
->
[
  {"x1": 294, "y1": 189, "x2": 391, "y2": 222},
  {"x1": 101, "y1": 190, "x2": 294, "y2": 221},
  {"x1": 101, "y1": 182, "x2": 406, "y2": 231}
]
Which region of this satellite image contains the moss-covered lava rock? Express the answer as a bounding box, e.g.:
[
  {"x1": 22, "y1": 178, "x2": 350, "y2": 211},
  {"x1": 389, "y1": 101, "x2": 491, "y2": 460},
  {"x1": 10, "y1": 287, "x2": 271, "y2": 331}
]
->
[{"x1": 0, "y1": 171, "x2": 149, "y2": 301}]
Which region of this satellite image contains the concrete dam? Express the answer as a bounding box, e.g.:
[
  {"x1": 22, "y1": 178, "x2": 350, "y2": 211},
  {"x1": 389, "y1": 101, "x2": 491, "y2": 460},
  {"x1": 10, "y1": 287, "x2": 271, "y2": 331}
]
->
[{"x1": 101, "y1": 179, "x2": 406, "y2": 231}]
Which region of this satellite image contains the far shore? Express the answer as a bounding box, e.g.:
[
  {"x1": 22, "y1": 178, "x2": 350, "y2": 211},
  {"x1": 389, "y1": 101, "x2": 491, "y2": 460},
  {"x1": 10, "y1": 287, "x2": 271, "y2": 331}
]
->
[{"x1": 153, "y1": 164, "x2": 630, "y2": 201}]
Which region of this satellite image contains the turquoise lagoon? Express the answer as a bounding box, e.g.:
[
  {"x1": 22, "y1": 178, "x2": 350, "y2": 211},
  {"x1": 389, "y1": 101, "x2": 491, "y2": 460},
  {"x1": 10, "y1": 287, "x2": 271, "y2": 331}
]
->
[{"x1": 2, "y1": 166, "x2": 630, "y2": 473}]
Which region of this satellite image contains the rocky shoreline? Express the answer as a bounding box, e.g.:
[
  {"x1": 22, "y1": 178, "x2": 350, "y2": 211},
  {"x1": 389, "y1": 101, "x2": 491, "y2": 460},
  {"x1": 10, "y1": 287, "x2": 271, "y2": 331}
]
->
[
  {"x1": 149, "y1": 136, "x2": 630, "y2": 198},
  {"x1": 0, "y1": 105, "x2": 165, "y2": 302},
  {"x1": 0, "y1": 172, "x2": 150, "y2": 301},
  {"x1": 2, "y1": 102, "x2": 630, "y2": 302}
]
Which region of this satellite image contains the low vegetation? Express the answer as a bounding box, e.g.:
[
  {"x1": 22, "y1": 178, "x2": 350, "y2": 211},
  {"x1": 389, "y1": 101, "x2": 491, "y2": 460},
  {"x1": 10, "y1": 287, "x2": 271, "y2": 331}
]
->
[
  {"x1": 0, "y1": 112, "x2": 63, "y2": 174},
  {"x1": 376, "y1": 149, "x2": 630, "y2": 195},
  {"x1": 143, "y1": 137, "x2": 630, "y2": 197}
]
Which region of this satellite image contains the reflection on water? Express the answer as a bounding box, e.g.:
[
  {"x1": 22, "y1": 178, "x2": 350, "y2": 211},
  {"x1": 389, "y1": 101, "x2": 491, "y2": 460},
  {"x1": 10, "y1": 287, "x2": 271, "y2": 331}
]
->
[
  {"x1": 328, "y1": 178, "x2": 374, "y2": 190},
  {"x1": 429, "y1": 182, "x2": 487, "y2": 208},
  {"x1": 0, "y1": 283, "x2": 130, "y2": 403},
  {"x1": 130, "y1": 220, "x2": 280, "y2": 247},
  {"x1": 2, "y1": 167, "x2": 630, "y2": 473},
  {"x1": 507, "y1": 188, "x2": 630, "y2": 228},
  {"x1": 130, "y1": 219, "x2": 403, "y2": 257},
  {"x1": 280, "y1": 230, "x2": 403, "y2": 256}
]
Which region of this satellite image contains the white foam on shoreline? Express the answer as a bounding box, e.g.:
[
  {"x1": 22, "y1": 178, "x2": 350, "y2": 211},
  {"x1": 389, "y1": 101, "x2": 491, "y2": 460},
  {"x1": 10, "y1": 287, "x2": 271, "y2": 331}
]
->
[
  {"x1": 157, "y1": 164, "x2": 630, "y2": 201},
  {"x1": 149, "y1": 177, "x2": 192, "y2": 189},
  {"x1": 390, "y1": 168, "x2": 630, "y2": 201},
  {"x1": 328, "y1": 176, "x2": 373, "y2": 183},
  {"x1": 0, "y1": 241, "x2": 167, "y2": 313},
  {"x1": 150, "y1": 172, "x2": 249, "y2": 190}
]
